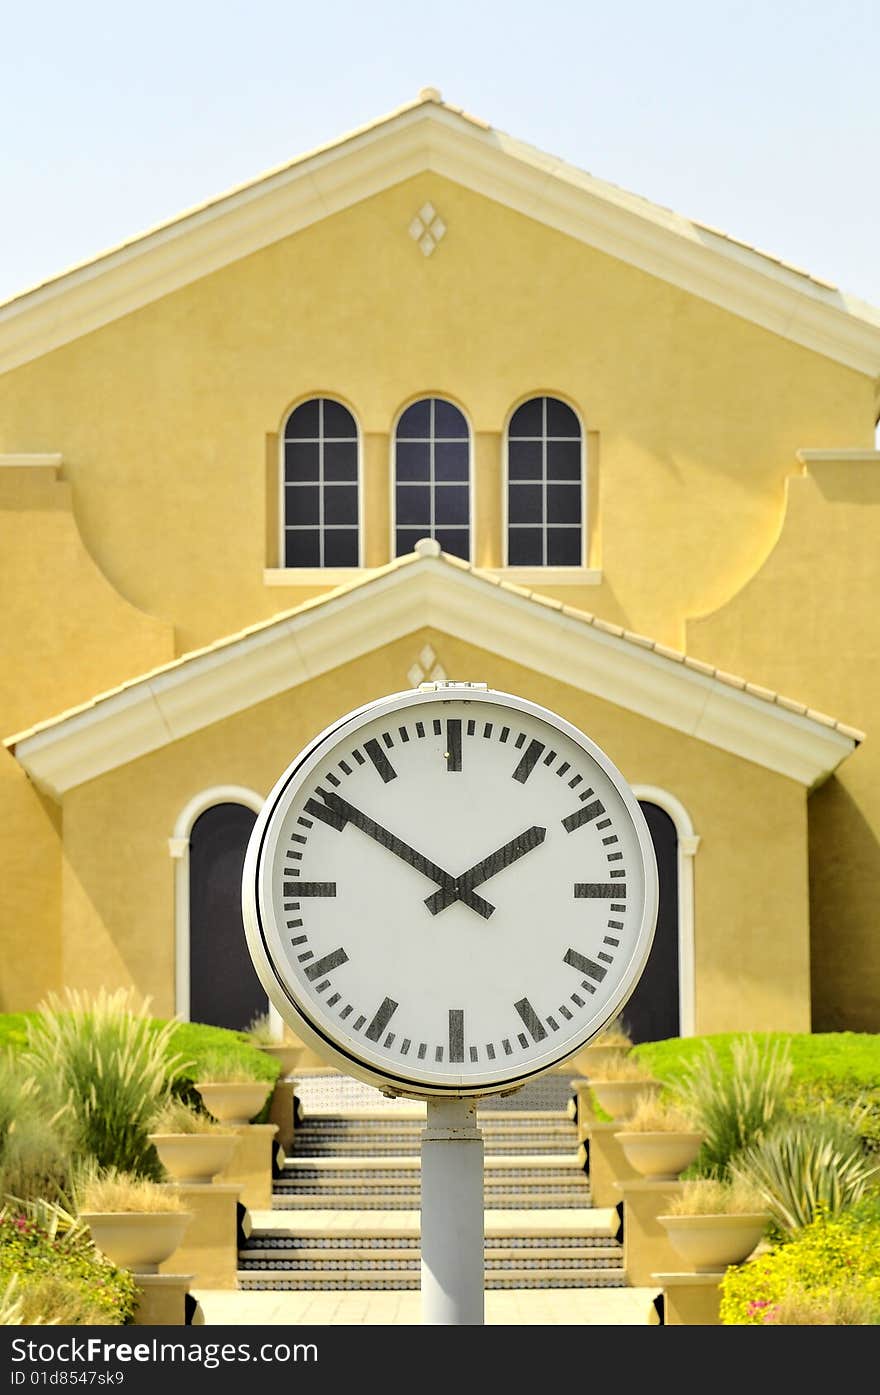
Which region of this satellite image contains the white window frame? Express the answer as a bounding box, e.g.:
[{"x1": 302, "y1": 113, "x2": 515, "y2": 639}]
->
[
  {"x1": 273, "y1": 396, "x2": 364, "y2": 583},
  {"x1": 390, "y1": 395, "x2": 474, "y2": 563},
  {"x1": 500, "y1": 394, "x2": 597, "y2": 583},
  {"x1": 169, "y1": 786, "x2": 268, "y2": 1025},
  {"x1": 632, "y1": 784, "x2": 700, "y2": 1038}
]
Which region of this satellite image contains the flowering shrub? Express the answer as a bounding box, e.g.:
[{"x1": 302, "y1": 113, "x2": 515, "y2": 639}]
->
[
  {"x1": 0, "y1": 1203, "x2": 137, "y2": 1325},
  {"x1": 720, "y1": 1194, "x2": 880, "y2": 1325}
]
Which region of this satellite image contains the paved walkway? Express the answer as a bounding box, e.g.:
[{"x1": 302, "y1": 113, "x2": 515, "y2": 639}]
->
[
  {"x1": 199, "y1": 1207, "x2": 658, "y2": 1326},
  {"x1": 192, "y1": 1285, "x2": 661, "y2": 1326}
]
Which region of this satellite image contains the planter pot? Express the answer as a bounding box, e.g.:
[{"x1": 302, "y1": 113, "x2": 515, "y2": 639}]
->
[
  {"x1": 195, "y1": 1080, "x2": 273, "y2": 1125},
  {"x1": 81, "y1": 1211, "x2": 192, "y2": 1274},
  {"x1": 148, "y1": 1132, "x2": 240, "y2": 1184},
  {"x1": 657, "y1": 1213, "x2": 771, "y2": 1272},
  {"x1": 259, "y1": 1043, "x2": 305, "y2": 1077},
  {"x1": 613, "y1": 1130, "x2": 705, "y2": 1181},
  {"x1": 589, "y1": 1078, "x2": 661, "y2": 1120}
]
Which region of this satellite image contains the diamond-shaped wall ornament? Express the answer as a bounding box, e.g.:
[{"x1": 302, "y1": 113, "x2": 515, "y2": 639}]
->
[
  {"x1": 407, "y1": 643, "x2": 447, "y2": 687},
  {"x1": 408, "y1": 202, "x2": 447, "y2": 257}
]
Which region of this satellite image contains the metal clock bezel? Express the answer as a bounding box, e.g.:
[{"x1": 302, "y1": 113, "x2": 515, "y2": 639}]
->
[{"x1": 242, "y1": 684, "x2": 658, "y2": 1100}]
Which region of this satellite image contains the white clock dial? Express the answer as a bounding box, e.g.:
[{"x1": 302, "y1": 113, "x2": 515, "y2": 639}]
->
[{"x1": 242, "y1": 685, "x2": 658, "y2": 1099}]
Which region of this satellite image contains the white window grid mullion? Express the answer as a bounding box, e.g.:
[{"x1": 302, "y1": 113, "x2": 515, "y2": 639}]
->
[
  {"x1": 429, "y1": 398, "x2": 436, "y2": 538},
  {"x1": 541, "y1": 396, "x2": 549, "y2": 567},
  {"x1": 317, "y1": 399, "x2": 325, "y2": 568}
]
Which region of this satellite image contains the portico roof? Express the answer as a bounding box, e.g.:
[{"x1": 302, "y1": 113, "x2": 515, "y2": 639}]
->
[{"x1": 5, "y1": 541, "x2": 862, "y2": 799}]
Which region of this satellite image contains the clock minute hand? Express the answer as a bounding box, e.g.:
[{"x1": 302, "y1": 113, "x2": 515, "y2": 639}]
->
[
  {"x1": 308, "y1": 791, "x2": 496, "y2": 919},
  {"x1": 425, "y1": 826, "x2": 547, "y2": 916}
]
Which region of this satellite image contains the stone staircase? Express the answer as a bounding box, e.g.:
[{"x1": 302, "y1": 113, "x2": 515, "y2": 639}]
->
[{"x1": 238, "y1": 1072, "x2": 626, "y2": 1292}]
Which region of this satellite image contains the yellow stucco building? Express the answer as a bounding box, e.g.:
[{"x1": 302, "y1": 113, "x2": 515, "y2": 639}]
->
[{"x1": 1, "y1": 90, "x2": 878, "y2": 1043}]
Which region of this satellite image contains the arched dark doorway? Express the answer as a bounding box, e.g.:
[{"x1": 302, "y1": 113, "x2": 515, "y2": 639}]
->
[
  {"x1": 189, "y1": 803, "x2": 267, "y2": 1030},
  {"x1": 619, "y1": 802, "x2": 680, "y2": 1044}
]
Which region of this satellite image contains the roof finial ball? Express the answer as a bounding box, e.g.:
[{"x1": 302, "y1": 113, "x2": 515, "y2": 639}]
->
[{"x1": 419, "y1": 86, "x2": 442, "y2": 102}]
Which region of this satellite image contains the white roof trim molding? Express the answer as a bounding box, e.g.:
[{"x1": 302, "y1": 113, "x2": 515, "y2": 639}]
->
[
  {"x1": 6, "y1": 552, "x2": 860, "y2": 800},
  {"x1": 2, "y1": 97, "x2": 880, "y2": 376}
]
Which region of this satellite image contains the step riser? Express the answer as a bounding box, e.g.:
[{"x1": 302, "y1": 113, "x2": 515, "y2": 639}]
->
[
  {"x1": 255, "y1": 1102, "x2": 613, "y2": 1291},
  {"x1": 271, "y1": 1199, "x2": 592, "y2": 1210},
  {"x1": 240, "y1": 1262, "x2": 621, "y2": 1271},
  {"x1": 239, "y1": 1274, "x2": 626, "y2": 1291},
  {"x1": 291, "y1": 1144, "x2": 577, "y2": 1156}
]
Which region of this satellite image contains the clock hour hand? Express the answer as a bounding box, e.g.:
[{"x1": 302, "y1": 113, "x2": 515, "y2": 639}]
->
[
  {"x1": 305, "y1": 790, "x2": 496, "y2": 919},
  {"x1": 425, "y1": 826, "x2": 547, "y2": 916}
]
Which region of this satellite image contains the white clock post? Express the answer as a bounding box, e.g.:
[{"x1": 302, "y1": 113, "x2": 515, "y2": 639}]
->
[
  {"x1": 242, "y1": 682, "x2": 659, "y2": 1326},
  {"x1": 421, "y1": 1097, "x2": 485, "y2": 1325}
]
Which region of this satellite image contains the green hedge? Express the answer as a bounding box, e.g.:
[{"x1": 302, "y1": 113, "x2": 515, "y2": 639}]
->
[
  {"x1": 167, "y1": 1021, "x2": 279, "y2": 1121},
  {"x1": 633, "y1": 1031, "x2": 880, "y2": 1088},
  {"x1": 633, "y1": 1032, "x2": 880, "y2": 1151},
  {"x1": 719, "y1": 1193, "x2": 880, "y2": 1324}
]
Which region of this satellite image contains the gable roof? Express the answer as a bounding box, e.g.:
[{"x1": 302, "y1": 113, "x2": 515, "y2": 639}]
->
[
  {"x1": 6, "y1": 540, "x2": 862, "y2": 800},
  {"x1": 2, "y1": 90, "x2": 880, "y2": 379}
]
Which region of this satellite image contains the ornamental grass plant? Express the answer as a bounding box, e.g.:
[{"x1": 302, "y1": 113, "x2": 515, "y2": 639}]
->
[
  {"x1": 729, "y1": 1110, "x2": 880, "y2": 1237},
  {"x1": 590, "y1": 1017, "x2": 633, "y2": 1050},
  {"x1": 22, "y1": 988, "x2": 190, "y2": 1180},
  {"x1": 0, "y1": 1054, "x2": 72, "y2": 1206},
  {"x1": 585, "y1": 1052, "x2": 657, "y2": 1082},
  {"x1": 616, "y1": 1093, "x2": 697, "y2": 1133},
  {"x1": 150, "y1": 1098, "x2": 233, "y2": 1135},
  {"x1": 668, "y1": 1035, "x2": 792, "y2": 1179},
  {"x1": 195, "y1": 1048, "x2": 271, "y2": 1083},
  {"x1": 74, "y1": 1164, "x2": 185, "y2": 1215},
  {"x1": 663, "y1": 1176, "x2": 767, "y2": 1216},
  {"x1": 243, "y1": 1012, "x2": 276, "y2": 1046}
]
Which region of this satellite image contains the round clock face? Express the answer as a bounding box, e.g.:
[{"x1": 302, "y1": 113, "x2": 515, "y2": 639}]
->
[{"x1": 242, "y1": 685, "x2": 658, "y2": 1099}]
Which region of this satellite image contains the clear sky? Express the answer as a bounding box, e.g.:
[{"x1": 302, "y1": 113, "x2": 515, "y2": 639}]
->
[{"x1": 1, "y1": 0, "x2": 878, "y2": 308}]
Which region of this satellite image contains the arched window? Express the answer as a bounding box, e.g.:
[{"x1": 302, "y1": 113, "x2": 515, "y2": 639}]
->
[
  {"x1": 394, "y1": 397, "x2": 470, "y2": 560},
  {"x1": 506, "y1": 396, "x2": 583, "y2": 566},
  {"x1": 282, "y1": 398, "x2": 359, "y2": 567}
]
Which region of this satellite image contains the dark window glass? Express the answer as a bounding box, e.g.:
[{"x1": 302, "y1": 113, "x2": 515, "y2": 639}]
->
[
  {"x1": 323, "y1": 529, "x2": 359, "y2": 566},
  {"x1": 286, "y1": 484, "x2": 320, "y2": 525},
  {"x1": 285, "y1": 398, "x2": 319, "y2": 438},
  {"x1": 282, "y1": 397, "x2": 361, "y2": 567},
  {"x1": 434, "y1": 528, "x2": 469, "y2": 559},
  {"x1": 546, "y1": 397, "x2": 580, "y2": 436},
  {"x1": 548, "y1": 483, "x2": 582, "y2": 524},
  {"x1": 396, "y1": 485, "x2": 431, "y2": 526},
  {"x1": 547, "y1": 528, "x2": 581, "y2": 565},
  {"x1": 323, "y1": 441, "x2": 358, "y2": 481},
  {"x1": 508, "y1": 440, "x2": 543, "y2": 480},
  {"x1": 396, "y1": 441, "x2": 431, "y2": 482},
  {"x1": 396, "y1": 527, "x2": 427, "y2": 554},
  {"x1": 397, "y1": 399, "x2": 431, "y2": 438},
  {"x1": 433, "y1": 398, "x2": 468, "y2": 438},
  {"x1": 285, "y1": 441, "x2": 320, "y2": 482},
  {"x1": 509, "y1": 398, "x2": 544, "y2": 437},
  {"x1": 324, "y1": 486, "x2": 359, "y2": 526},
  {"x1": 435, "y1": 485, "x2": 469, "y2": 525},
  {"x1": 394, "y1": 397, "x2": 470, "y2": 560},
  {"x1": 506, "y1": 396, "x2": 583, "y2": 567},
  {"x1": 546, "y1": 439, "x2": 581, "y2": 481},
  {"x1": 285, "y1": 530, "x2": 320, "y2": 567},
  {"x1": 508, "y1": 483, "x2": 543, "y2": 524},
  {"x1": 507, "y1": 528, "x2": 543, "y2": 566},
  {"x1": 322, "y1": 399, "x2": 356, "y2": 438},
  {"x1": 434, "y1": 441, "x2": 469, "y2": 481}
]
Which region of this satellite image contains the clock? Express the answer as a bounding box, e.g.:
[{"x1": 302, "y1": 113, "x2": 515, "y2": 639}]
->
[{"x1": 242, "y1": 683, "x2": 658, "y2": 1100}]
